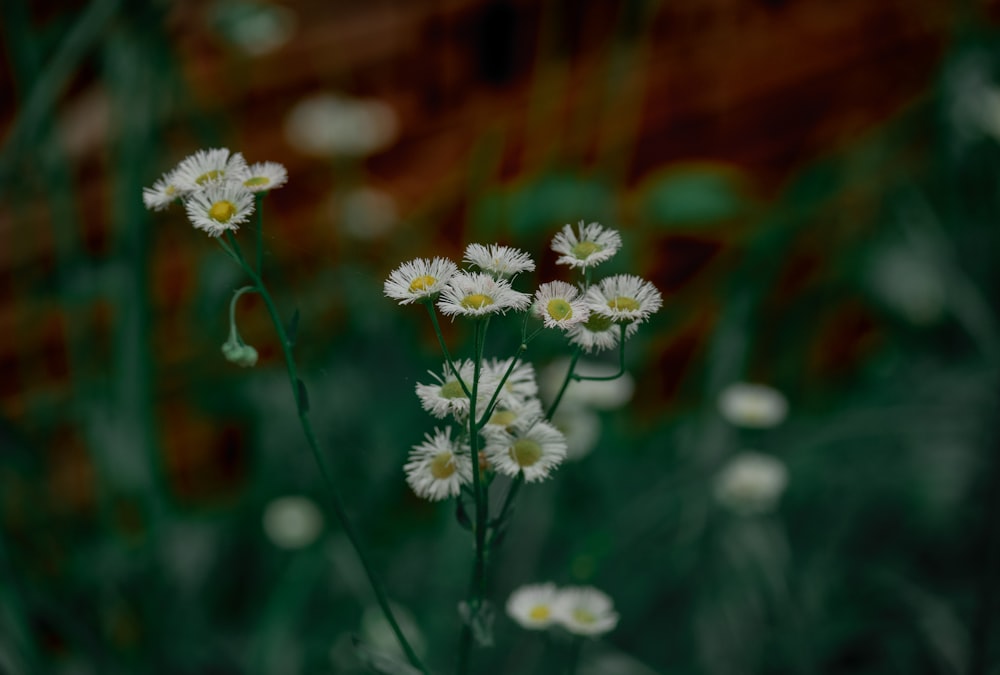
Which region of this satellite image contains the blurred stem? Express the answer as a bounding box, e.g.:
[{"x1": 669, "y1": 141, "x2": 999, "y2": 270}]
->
[
  {"x1": 222, "y1": 232, "x2": 429, "y2": 675},
  {"x1": 565, "y1": 636, "x2": 583, "y2": 675},
  {"x1": 254, "y1": 194, "x2": 264, "y2": 275},
  {"x1": 228, "y1": 285, "x2": 257, "y2": 345},
  {"x1": 970, "y1": 430, "x2": 1000, "y2": 675},
  {"x1": 573, "y1": 324, "x2": 627, "y2": 382},
  {"x1": 547, "y1": 348, "x2": 582, "y2": 417}
]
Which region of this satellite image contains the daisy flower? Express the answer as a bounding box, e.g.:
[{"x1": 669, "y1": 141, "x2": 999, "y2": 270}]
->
[
  {"x1": 586, "y1": 274, "x2": 662, "y2": 325},
  {"x1": 384, "y1": 257, "x2": 458, "y2": 305},
  {"x1": 173, "y1": 148, "x2": 249, "y2": 192},
  {"x1": 565, "y1": 314, "x2": 638, "y2": 353},
  {"x1": 533, "y1": 281, "x2": 589, "y2": 329},
  {"x1": 552, "y1": 587, "x2": 620, "y2": 637},
  {"x1": 481, "y1": 396, "x2": 543, "y2": 433},
  {"x1": 463, "y1": 243, "x2": 536, "y2": 278},
  {"x1": 415, "y1": 360, "x2": 498, "y2": 420},
  {"x1": 551, "y1": 221, "x2": 622, "y2": 269},
  {"x1": 713, "y1": 451, "x2": 788, "y2": 515},
  {"x1": 483, "y1": 419, "x2": 567, "y2": 482},
  {"x1": 437, "y1": 272, "x2": 531, "y2": 318},
  {"x1": 482, "y1": 357, "x2": 539, "y2": 405},
  {"x1": 506, "y1": 583, "x2": 559, "y2": 630},
  {"x1": 238, "y1": 161, "x2": 288, "y2": 193},
  {"x1": 404, "y1": 427, "x2": 472, "y2": 501},
  {"x1": 718, "y1": 382, "x2": 788, "y2": 429},
  {"x1": 183, "y1": 181, "x2": 255, "y2": 236},
  {"x1": 142, "y1": 171, "x2": 182, "y2": 211}
]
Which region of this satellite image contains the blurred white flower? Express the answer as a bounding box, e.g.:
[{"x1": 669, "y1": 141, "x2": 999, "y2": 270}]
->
[
  {"x1": 506, "y1": 583, "x2": 559, "y2": 630},
  {"x1": 335, "y1": 187, "x2": 398, "y2": 240},
  {"x1": 213, "y1": 1, "x2": 297, "y2": 57},
  {"x1": 551, "y1": 403, "x2": 601, "y2": 461},
  {"x1": 404, "y1": 427, "x2": 472, "y2": 501},
  {"x1": 540, "y1": 358, "x2": 635, "y2": 410},
  {"x1": 869, "y1": 248, "x2": 945, "y2": 326},
  {"x1": 238, "y1": 161, "x2": 288, "y2": 193},
  {"x1": 285, "y1": 93, "x2": 399, "y2": 157},
  {"x1": 263, "y1": 495, "x2": 323, "y2": 549},
  {"x1": 552, "y1": 586, "x2": 620, "y2": 637},
  {"x1": 359, "y1": 602, "x2": 426, "y2": 660},
  {"x1": 713, "y1": 451, "x2": 788, "y2": 516},
  {"x1": 718, "y1": 382, "x2": 787, "y2": 428}
]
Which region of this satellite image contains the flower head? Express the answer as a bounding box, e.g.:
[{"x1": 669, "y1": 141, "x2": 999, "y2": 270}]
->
[
  {"x1": 718, "y1": 383, "x2": 788, "y2": 428},
  {"x1": 533, "y1": 281, "x2": 590, "y2": 329},
  {"x1": 142, "y1": 172, "x2": 182, "y2": 211},
  {"x1": 506, "y1": 583, "x2": 559, "y2": 630},
  {"x1": 262, "y1": 495, "x2": 323, "y2": 549},
  {"x1": 463, "y1": 243, "x2": 536, "y2": 278},
  {"x1": 565, "y1": 313, "x2": 638, "y2": 353},
  {"x1": 238, "y1": 161, "x2": 288, "y2": 193},
  {"x1": 552, "y1": 587, "x2": 619, "y2": 637},
  {"x1": 481, "y1": 358, "x2": 539, "y2": 406},
  {"x1": 183, "y1": 181, "x2": 255, "y2": 236},
  {"x1": 404, "y1": 427, "x2": 472, "y2": 501},
  {"x1": 483, "y1": 419, "x2": 567, "y2": 482},
  {"x1": 481, "y1": 396, "x2": 544, "y2": 433},
  {"x1": 713, "y1": 451, "x2": 788, "y2": 515},
  {"x1": 172, "y1": 148, "x2": 248, "y2": 192},
  {"x1": 384, "y1": 257, "x2": 458, "y2": 305},
  {"x1": 551, "y1": 221, "x2": 622, "y2": 269},
  {"x1": 415, "y1": 360, "x2": 498, "y2": 421},
  {"x1": 437, "y1": 272, "x2": 531, "y2": 318},
  {"x1": 586, "y1": 274, "x2": 662, "y2": 325}
]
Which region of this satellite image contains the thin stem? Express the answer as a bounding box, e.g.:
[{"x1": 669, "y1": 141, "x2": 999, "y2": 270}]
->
[
  {"x1": 223, "y1": 233, "x2": 428, "y2": 674},
  {"x1": 423, "y1": 300, "x2": 472, "y2": 399},
  {"x1": 566, "y1": 637, "x2": 583, "y2": 675},
  {"x1": 547, "y1": 348, "x2": 582, "y2": 418},
  {"x1": 228, "y1": 285, "x2": 257, "y2": 344},
  {"x1": 475, "y1": 343, "x2": 527, "y2": 428},
  {"x1": 254, "y1": 193, "x2": 263, "y2": 275},
  {"x1": 572, "y1": 324, "x2": 627, "y2": 382}
]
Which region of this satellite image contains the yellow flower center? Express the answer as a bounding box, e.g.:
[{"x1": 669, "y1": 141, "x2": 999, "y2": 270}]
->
[
  {"x1": 489, "y1": 409, "x2": 517, "y2": 427},
  {"x1": 409, "y1": 275, "x2": 436, "y2": 293},
  {"x1": 546, "y1": 298, "x2": 573, "y2": 321},
  {"x1": 583, "y1": 314, "x2": 613, "y2": 332},
  {"x1": 209, "y1": 200, "x2": 237, "y2": 222},
  {"x1": 244, "y1": 176, "x2": 270, "y2": 187},
  {"x1": 439, "y1": 380, "x2": 466, "y2": 399},
  {"x1": 571, "y1": 241, "x2": 602, "y2": 259},
  {"x1": 528, "y1": 605, "x2": 551, "y2": 621},
  {"x1": 607, "y1": 296, "x2": 641, "y2": 312},
  {"x1": 429, "y1": 452, "x2": 456, "y2": 479},
  {"x1": 165, "y1": 185, "x2": 177, "y2": 196},
  {"x1": 195, "y1": 169, "x2": 224, "y2": 185},
  {"x1": 572, "y1": 608, "x2": 597, "y2": 624},
  {"x1": 460, "y1": 293, "x2": 494, "y2": 310},
  {"x1": 510, "y1": 439, "x2": 542, "y2": 467}
]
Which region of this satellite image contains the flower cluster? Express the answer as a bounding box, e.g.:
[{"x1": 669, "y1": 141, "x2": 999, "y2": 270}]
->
[
  {"x1": 506, "y1": 583, "x2": 619, "y2": 637},
  {"x1": 389, "y1": 224, "x2": 662, "y2": 502},
  {"x1": 142, "y1": 147, "x2": 287, "y2": 236}
]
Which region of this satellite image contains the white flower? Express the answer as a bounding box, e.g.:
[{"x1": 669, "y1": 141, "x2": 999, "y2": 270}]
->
[
  {"x1": 262, "y1": 496, "x2": 323, "y2": 549},
  {"x1": 565, "y1": 314, "x2": 638, "y2": 353},
  {"x1": 713, "y1": 451, "x2": 788, "y2": 515},
  {"x1": 183, "y1": 180, "x2": 255, "y2": 236},
  {"x1": 483, "y1": 419, "x2": 567, "y2": 482},
  {"x1": 551, "y1": 221, "x2": 622, "y2": 269},
  {"x1": 238, "y1": 161, "x2": 288, "y2": 193},
  {"x1": 404, "y1": 427, "x2": 472, "y2": 501},
  {"x1": 463, "y1": 243, "x2": 536, "y2": 278},
  {"x1": 552, "y1": 587, "x2": 620, "y2": 637},
  {"x1": 481, "y1": 396, "x2": 544, "y2": 432},
  {"x1": 540, "y1": 358, "x2": 635, "y2": 410},
  {"x1": 586, "y1": 274, "x2": 662, "y2": 325},
  {"x1": 551, "y1": 404, "x2": 601, "y2": 461},
  {"x1": 533, "y1": 281, "x2": 590, "y2": 329},
  {"x1": 718, "y1": 382, "x2": 788, "y2": 428},
  {"x1": 383, "y1": 257, "x2": 458, "y2": 305},
  {"x1": 481, "y1": 357, "x2": 539, "y2": 405},
  {"x1": 437, "y1": 272, "x2": 531, "y2": 317},
  {"x1": 284, "y1": 92, "x2": 398, "y2": 157},
  {"x1": 142, "y1": 172, "x2": 182, "y2": 211},
  {"x1": 172, "y1": 148, "x2": 249, "y2": 192},
  {"x1": 415, "y1": 360, "x2": 498, "y2": 420},
  {"x1": 359, "y1": 602, "x2": 426, "y2": 661},
  {"x1": 506, "y1": 583, "x2": 559, "y2": 630}
]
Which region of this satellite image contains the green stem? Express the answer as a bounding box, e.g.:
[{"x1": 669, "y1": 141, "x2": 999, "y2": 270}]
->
[
  {"x1": 228, "y1": 285, "x2": 257, "y2": 344},
  {"x1": 475, "y1": 344, "x2": 527, "y2": 428},
  {"x1": 572, "y1": 324, "x2": 627, "y2": 382},
  {"x1": 547, "y1": 348, "x2": 582, "y2": 418},
  {"x1": 566, "y1": 636, "x2": 583, "y2": 675},
  {"x1": 423, "y1": 300, "x2": 472, "y2": 399},
  {"x1": 223, "y1": 233, "x2": 429, "y2": 675},
  {"x1": 254, "y1": 193, "x2": 263, "y2": 275}
]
